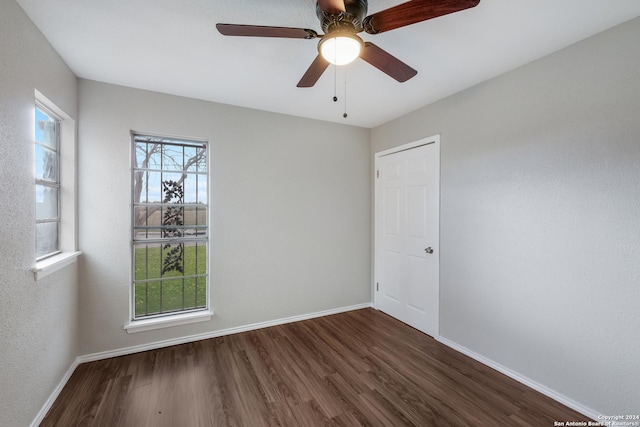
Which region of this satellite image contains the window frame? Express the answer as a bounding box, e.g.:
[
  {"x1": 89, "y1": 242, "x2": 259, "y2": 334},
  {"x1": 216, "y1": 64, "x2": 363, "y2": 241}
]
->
[
  {"x1": 126, "y1": 132, "x2": 212, "y2": 332},
  {"x1": 33, "y1": 90, "x2": 80, "y2": 280},
  {"x1": 35, "y1": 102, "x2": 61, "y2": 260}
]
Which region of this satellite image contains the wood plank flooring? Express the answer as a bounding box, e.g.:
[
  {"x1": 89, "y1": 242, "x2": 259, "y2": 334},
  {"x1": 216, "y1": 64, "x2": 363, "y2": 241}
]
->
[{"x1": 41, "y1": 309, "x2": 590, "y2": 426}]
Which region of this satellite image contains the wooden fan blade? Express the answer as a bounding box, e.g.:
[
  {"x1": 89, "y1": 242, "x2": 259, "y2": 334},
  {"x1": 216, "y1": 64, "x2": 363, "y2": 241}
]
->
[
  {"x1": 317, "y1": 0, "x2": 346, "y2": 15},
  {"x1": 297, "y1": 55, "x2": 330, "y2": 87},
  {"x1": 363, "y1": 0, "x2": 480, "y2": 34},
  {"x1": 360, "y1": 42, "x2": 417, "y2": 82},
  {"x1": 217, "y1": 24, "x2": 317, "y2": 39}
]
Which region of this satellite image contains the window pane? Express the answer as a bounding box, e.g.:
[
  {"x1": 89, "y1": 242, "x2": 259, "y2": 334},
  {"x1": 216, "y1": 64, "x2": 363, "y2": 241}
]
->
[
  {"x1": 135, "y1": 281, "x2": 162, "y2": 317},
  {"x1": 183, "y1": 174, "x2": 198, "y2": 203},
  {"x1": 35, "y1": 185, "x2": 58, "y2": 220},
  {"x1": 184, "y1": 278, "x2": 197, "y2": 309},
  {"x1": 35, "y1": 144, "x2": 58, "y2": 182},
  {"x1": 161, "y1": 242, "x2": 185, "y2": 277},
  {"x1": 182, "y1": 241, "x2": 207, "y2": 276},
  {"x1": 132, "y1": 245, "x2": 208, "y2": 317},
  {"x1": 198, "y1": 174, "x2": 207, "y2": 204},
  {"x1": 148, "y1": 143, "x2": 163, "y2": 170},
  {"x1": 184, "y1": 146, "x2": 197, "y2": 171},
  {"x1": 162, "y1": 144, "x2": 183, "y2": 172},
  {"x1": 133, "y1": 205, "x2": 163, "y2": 239},
  {"x1": 196, "y1": 147, "x2": 207, "y2": 173},
  {"x1": 135, "y1": 142, "x2": 148, "y2": 169},
  {"x1": 35, "y1": 108, "x2": 56, "y2": 148},
  {"x1": 196, "y1": 277, "x2": 207, "y2": 308},
  {"x1": 133, "y1": 205, "x2": 150, "y2": 230},
  {"x1": 184, "y1": 204, "x2": 207, "y2": 226},
  {"x1": 134, "y1": 228, "x2": 163, "y2": 240},
  {"x1": 160, "y1": 172, "x2": 185, "y2": 202},
  {"x1": 196, "y1": 242, "x2": 207, "y2": 275},
  {"x1": 134, "y1": 243, "x2": 162, "y2": 280},
  {"x1": 196, "y1": 205, "x2": 207, "y2": 227},
  {"x1": 162, "y1": 279, "x2": 187, "y2": 312},
  {"x1": 134, "y1": 282, "x2": 149, "y2": 316},
  {"x1": 36, "y1": 221, "x2": 58, "y2": 257},
  {"x1": 145, "y1": 171, "x2": 162, "y2": 203},
  {"x1": 184, "y1": 205, "x2": 207, "y2": 237}
]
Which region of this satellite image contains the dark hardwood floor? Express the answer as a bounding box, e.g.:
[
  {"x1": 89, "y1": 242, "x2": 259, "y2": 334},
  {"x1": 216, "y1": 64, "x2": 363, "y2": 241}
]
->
[{"x1": 41, "y1": 309, "x2": 589, "y2": 426}]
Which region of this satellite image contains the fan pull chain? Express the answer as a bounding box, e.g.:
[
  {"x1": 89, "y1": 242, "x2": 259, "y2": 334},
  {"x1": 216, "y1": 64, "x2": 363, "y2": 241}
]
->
[
  {"x1": 343, "y1": 67, "x2": 348, "y2": 119},
  {"x1": 333, "y1": 64, "x2": 338, "y2": 102}
]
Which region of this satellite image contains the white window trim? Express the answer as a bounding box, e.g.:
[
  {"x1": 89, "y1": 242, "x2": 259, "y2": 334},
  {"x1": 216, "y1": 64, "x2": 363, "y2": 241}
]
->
[
  {"x1": 33, "y1": 251, "x2": 82, "y2": 280},
  {"x1": 124, "y1": 309, "x2": 213, "y2": 334},
  {"x1": 33, "y1": 90, "x2": 79, "y2": 281}
]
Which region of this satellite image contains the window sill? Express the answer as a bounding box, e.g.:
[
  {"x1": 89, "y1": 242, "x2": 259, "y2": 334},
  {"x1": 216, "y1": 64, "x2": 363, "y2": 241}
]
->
[
  {"x1": 33, "y1": 251, "x2": 82, "y2": 281},
  {"x1": 124, "y1": 310, "x2": 213, "y2": 334}
]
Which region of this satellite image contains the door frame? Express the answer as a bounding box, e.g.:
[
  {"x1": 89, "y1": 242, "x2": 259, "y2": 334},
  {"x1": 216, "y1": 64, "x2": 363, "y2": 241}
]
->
[{"x1": 373, "y1": 135, "x2": 441, "y2": 335}]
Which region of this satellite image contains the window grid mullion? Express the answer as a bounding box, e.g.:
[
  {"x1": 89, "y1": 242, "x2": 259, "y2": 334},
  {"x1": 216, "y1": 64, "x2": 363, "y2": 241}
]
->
[
  {"x1": 36, "y1": 218, "x2": 60, "y2": 224},
  {"x1": 35, "y1": 180, "x2": 61, "y2": 189},
  {"x1": 134, "y1": 273, "x2": 206, "y2": 285}
]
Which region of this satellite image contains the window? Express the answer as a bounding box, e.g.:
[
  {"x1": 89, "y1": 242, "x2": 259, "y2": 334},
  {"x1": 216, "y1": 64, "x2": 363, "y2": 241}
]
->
[
  {"x1": 32, "y1": 91, "x2": 80, "y2": 281},
  {"x1": 35, "y1": 105, "x2": 61, "y2": 259},
  {"x1": 131, "y1": 133, "x2": 209, "y2": 321}
]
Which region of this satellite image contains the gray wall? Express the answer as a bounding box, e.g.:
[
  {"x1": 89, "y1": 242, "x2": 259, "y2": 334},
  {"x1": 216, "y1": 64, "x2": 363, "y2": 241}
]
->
[
  {"x1": 372, "y1": 17, "x2": 640, "y2": 415},
  {"x1": 0, "y1": 0, "x2": 80, "y2": 425},
  {"x1": 77, "y1": 80, "x2": 372, "y2": 355}
]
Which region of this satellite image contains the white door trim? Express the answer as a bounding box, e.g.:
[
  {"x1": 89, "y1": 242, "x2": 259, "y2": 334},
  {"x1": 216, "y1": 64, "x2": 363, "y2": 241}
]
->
[
  {"x1": 373, "y1": 135, "x2": 440, "y2": 335},
  {"x1": 375, "y1": 136, "x2": 439, "y2": 158}
]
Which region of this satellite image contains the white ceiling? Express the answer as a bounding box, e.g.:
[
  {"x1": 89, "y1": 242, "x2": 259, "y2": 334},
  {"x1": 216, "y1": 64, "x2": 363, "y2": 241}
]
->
[{"x1": 15, "y1": 0, "x2": 640, "y2": 128}]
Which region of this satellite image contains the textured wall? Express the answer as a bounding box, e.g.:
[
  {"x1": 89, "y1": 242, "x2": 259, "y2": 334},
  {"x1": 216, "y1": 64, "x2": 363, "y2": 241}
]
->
[
  {"x1": 0, "y1": 0, "x2": 79, "y2": 426},
  {"x1": 371, "y1": 17, "x2": 640, "y2": 415},
  {"x1": 77, "y1": 80, "x2": 371, "y2": 355}
]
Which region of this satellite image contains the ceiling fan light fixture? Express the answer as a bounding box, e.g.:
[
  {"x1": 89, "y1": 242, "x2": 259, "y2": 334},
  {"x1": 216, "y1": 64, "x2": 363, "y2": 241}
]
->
[{"x1": 319, "y1": 32, "x2": 363, "y2": 65}]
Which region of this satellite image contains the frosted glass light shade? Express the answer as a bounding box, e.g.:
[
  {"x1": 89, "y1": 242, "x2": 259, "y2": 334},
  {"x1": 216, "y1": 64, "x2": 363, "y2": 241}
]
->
[{"x1": 320, "y1": 34, "x2": 363, "y2": 65}]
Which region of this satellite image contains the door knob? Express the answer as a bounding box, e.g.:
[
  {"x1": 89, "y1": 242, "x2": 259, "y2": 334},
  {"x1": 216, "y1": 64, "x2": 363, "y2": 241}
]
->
[{"x1": 424, "y1": 247, "x2": 434, "y2": 254}]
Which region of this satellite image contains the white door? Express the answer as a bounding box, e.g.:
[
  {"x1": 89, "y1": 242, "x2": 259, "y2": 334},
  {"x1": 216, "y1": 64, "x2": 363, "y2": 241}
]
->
[{"x1": 374, "y1": 136, "x2": 440, "y2": 337}]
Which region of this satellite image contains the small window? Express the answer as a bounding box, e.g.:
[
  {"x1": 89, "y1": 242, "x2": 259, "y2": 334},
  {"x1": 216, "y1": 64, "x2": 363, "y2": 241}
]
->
[
  {"x1": 32, "y1": 91, "x2": 79, "y2": 280},
  {"x1": 35, "y1": 105, "x2": 61, "y2": 259},
  {"x1": 132, "y1": 133, "x2": 209, "y2": 319}
]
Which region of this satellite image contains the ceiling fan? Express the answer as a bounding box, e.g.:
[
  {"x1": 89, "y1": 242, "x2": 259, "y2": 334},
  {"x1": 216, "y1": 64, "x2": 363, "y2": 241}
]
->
[{"x1": 217, "y1": 0, "x2": 480, "y2": 88}]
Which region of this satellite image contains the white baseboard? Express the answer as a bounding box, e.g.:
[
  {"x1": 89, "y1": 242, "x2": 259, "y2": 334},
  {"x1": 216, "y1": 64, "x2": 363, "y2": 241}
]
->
[
  {"x1": 30, "y1": 358, "x2": 79, "y2": 427},
  {"x1": 78, "y1": 302, "x2": 373, "y2": 363},
  {"x1": 32, "y1": 302, "x2": 372, "y2": 426},
  {"x1": 435, "y1": 335, "x2": 601, "y2": 421}
]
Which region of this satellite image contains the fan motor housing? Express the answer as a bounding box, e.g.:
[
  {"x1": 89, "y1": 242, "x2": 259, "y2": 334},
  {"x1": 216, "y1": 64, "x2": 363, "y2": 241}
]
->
[{"x1": 316, "y1": 0, "x2": 368, "y2": 33}]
